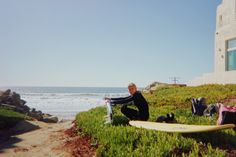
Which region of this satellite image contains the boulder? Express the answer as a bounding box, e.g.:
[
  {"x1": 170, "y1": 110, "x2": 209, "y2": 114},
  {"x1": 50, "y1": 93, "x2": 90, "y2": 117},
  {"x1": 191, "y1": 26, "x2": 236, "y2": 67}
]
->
[
  {"x1": 28, "y1": 108, "x2": 43, "y2": 121},
  {"x1": 11, "y1": 92, "x2": 22, "y2": 106},
  {"x1": 42, "y1": 113, "x2": 52, "y2": 118},
  {"x1": 42, "y1": 116, "x2": 58, "y2": 123},
  {"x1": 0, "y1": 89, "x2": 12, "y2": 104},
  {"x1": 144, "y1": 82, "x2": 169, "y2": 91},
  {"x1": 0, "y1": 89, "x2": 11, "y2": 96},
  {"x1": 0, "y1": 89, "x2": 27, "y2": 108},
  {"x1": 21, "y1": 104, "x2": 30, "y2": 113},
  {"x1": 0, "y1": 103, "x2": 17, "y2": 109},
  {"x1": 29, "y1": 112, "x2": 43, "y2": 121},
  {"x1": 143, "y1": 81, "x2": 187, "y2": 93},
  {"x1": 0, "y1": 89, "x2": 58, "y2": 123}
]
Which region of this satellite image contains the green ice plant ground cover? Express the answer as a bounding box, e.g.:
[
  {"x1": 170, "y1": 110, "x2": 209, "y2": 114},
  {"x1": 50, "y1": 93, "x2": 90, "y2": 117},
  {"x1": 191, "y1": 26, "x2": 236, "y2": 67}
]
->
[{"x1": 76, "y1": 84, "x2": 236, "y2": 157}]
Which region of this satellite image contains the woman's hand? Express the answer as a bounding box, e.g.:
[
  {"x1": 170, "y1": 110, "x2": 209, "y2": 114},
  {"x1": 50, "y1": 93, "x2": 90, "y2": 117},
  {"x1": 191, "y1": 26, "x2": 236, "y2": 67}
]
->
[{"x1": 104, "y1": 97, "x2": 111, "y2": 102}]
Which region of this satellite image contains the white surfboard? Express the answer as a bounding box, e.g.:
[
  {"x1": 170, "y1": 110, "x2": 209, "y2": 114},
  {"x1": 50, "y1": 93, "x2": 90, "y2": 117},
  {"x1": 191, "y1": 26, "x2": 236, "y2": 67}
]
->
[
  {"x1": 105, "y1": 102, "x2": 113, "y2": 124},
  {"x1": 129, "y1": 121, "x2": 235, "y2": 133}
]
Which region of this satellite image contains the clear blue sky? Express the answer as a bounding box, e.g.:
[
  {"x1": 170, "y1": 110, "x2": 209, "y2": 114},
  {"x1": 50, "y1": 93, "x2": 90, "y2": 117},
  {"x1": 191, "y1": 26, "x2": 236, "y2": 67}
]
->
[{"x1": 0, "y1": 0, "x2": 221, "y2": 87}]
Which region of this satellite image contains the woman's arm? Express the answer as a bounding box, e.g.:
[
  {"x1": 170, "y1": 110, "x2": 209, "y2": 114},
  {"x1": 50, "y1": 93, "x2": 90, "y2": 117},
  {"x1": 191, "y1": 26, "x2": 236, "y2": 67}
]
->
[
  {"x1": 110, "y1": 95, "x2": 130, "y2": 101},
  {"x1": 111, "y1": 95, "x2": 133, "y2": 104}
]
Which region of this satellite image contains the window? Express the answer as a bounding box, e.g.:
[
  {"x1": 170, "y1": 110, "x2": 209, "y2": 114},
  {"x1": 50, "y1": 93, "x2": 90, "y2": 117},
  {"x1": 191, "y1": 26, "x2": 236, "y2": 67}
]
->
[
  {"x1": 227, "y1": 38, "x2": 236, "y2": 71},
  {"x1": 227, "y1": 50, "x2": 236, "y2": 71},
  {"x1": 228, "y1": 38, "x2": 236, "y2": 49}
]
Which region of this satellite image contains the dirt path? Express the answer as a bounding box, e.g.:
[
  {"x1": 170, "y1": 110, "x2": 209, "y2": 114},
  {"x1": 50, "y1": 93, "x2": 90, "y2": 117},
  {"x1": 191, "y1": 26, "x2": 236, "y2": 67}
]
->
[{"x1": 0, "y1": 120, "x2": 73, "y2": 157}]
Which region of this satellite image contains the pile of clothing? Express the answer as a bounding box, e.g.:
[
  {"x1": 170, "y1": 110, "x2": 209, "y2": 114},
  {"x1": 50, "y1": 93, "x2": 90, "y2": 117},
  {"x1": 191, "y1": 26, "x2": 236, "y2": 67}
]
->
[{"x1": 191, "y1": 97, "x2": 236, "y2": 125}]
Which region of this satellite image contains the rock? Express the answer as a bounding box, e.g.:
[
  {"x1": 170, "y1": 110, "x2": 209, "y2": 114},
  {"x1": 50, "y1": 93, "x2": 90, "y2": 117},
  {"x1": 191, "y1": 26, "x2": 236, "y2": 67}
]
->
[
  {"x1": 0, "y1": 103, "x2": 17, "y2": 109},
  {"x1": 0, "y1": 90, "x2": 12, "y2": 104},
  {"x1": 0, "y1": 89, "x2": 58, "y2": 123},
  {"x1": 29, "y1": 112, "x2": 43, "y2": 121},
  {"x1": 42, "y1": 113, "x2": 52, "y2": 118},
  {"x1": 12, "y1": 92, "x2": 22, "y2": 106},
  {"x1": 0, "y1": 89, "x2": 26, "y2": 108},
  {"x1": 21, "y1": 104, "x2": 30, "y2": 113},
  {"x1": 5, "y1": 89, "x2": 11, "y2": 95},
  {"x1": 143, "y1": 82, "x2": 168, "y2": 93},
  {"x1": 42, "y1": 116, "x2": 58, "y2": 123},
  {"x1": 21, "y1": 99, "x2": 27, "y2": 106},
  {"x1": 31, "y1": 108, "x2": 36, "y2": 112},
  {"x1": 0, "y1": 89, "x2": 11, "y2": 99},
  {"x1": 143, "y1": 81, "x2": 187, "y2": 93},
  {"x1": 29, "y1": 109, "x2": 43, "y2": 121}
]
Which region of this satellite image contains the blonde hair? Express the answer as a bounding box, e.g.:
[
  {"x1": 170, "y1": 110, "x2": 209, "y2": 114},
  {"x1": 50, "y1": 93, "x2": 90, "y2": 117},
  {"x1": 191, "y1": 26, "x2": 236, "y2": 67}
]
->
[{"x1": 128, "y1": 82, "x2": 136, "y2": 87}]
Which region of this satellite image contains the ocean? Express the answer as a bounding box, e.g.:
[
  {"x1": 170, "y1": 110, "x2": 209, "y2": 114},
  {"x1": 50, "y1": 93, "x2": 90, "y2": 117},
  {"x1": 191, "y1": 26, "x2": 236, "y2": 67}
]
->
[{"x1": 0, "y1": 87, "x2": 129, "y2": 120}]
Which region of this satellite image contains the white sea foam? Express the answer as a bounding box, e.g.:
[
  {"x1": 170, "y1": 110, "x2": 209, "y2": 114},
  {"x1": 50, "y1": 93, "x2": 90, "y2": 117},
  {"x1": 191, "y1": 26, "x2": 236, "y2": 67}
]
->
[{"x1": 19, "y1": 90, "x2": 128, "y2": 119}]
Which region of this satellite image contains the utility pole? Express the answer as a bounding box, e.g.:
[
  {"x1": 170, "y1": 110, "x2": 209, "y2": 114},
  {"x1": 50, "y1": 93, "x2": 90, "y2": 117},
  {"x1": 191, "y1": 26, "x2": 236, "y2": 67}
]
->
[{"x1": 169, "y1": 77, "x2": 180, "y2": 84}]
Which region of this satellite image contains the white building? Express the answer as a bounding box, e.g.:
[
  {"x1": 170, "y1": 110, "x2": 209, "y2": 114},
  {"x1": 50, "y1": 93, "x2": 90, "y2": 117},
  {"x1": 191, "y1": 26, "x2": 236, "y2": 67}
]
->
[{"x1": 188, "y1": 0, "x2": 236, "y2": 86}]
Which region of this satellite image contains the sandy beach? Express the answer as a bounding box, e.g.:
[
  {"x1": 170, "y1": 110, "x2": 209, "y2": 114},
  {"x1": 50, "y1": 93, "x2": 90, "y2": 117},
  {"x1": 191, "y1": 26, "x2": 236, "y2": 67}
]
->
[{"x1": 0, "y1": 120, "x2": 73, "y2": 157}]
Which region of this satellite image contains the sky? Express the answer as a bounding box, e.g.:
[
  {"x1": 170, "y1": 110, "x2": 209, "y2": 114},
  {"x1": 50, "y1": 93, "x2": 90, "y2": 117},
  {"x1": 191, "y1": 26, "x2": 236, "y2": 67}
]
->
[{"x1": 0, "y1": 0, "x2": 222, "y2": 87}]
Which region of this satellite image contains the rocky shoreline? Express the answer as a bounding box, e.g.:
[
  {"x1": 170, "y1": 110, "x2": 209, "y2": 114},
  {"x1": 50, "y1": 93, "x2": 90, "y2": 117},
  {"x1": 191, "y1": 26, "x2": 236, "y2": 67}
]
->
[{"x1": 0, "y1": 89, "x2": 58, "y2": 123}]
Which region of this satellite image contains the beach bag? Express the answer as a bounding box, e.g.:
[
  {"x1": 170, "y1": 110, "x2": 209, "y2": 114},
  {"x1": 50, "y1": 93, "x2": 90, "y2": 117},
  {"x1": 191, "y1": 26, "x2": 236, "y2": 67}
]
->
[
  {"x1": 217, "y1": 104, "x2": 236, "y2": 125},
  {"x1": 191, "y1": 97, "x2": 207, "y2": 116},
  {"x1": 203, "y1": 103, "x2": 220, "y2": 117}
]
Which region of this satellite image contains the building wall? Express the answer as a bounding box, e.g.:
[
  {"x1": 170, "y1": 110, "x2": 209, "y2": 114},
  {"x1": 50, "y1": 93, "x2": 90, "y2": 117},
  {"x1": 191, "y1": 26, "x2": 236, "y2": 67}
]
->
[
  {"x1": 215, "y1": 0, "x2": 236, "y2": 73},
  {"x1": 188, "y1": 0, "x2": 236, "y2": 86}
]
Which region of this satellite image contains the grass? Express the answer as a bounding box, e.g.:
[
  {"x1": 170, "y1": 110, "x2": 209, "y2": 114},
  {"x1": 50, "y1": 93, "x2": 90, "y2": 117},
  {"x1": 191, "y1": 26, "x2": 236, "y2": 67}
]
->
[
  {"x1": 75, "y1": 84, "x2": 236, "y2": 157},
  {"x1": 0, "y1": 106, "x2": 31, "y2": 129},
  {"x1": 144, "y1": 84, "x2": 236, "y2": 108}
]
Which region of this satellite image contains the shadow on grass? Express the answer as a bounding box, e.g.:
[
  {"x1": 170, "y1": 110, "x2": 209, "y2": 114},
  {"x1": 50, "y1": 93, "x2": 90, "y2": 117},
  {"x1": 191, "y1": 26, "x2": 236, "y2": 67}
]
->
[
  {"x1": 183, "y1": 129, "x2": 236, "y2": 149},
  {"x1": 167, "y1": 130, "x2": 236, "y2": 156},
  {"x1": 0, "y1": 115, "x2": 24, "y2": 130},
  {"x1": 112, "y1": 116, "x2": 129, "y2": 126}
]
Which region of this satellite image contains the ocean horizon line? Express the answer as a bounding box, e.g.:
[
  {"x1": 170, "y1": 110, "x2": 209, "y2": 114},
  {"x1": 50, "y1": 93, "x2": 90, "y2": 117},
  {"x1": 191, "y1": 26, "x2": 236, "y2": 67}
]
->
[
  {"x1": 0, "y1": 86, "x2": 146, "y2": 89},
  {"x1": 0, "y1": 86, "x2": 128, "y2": 88}
]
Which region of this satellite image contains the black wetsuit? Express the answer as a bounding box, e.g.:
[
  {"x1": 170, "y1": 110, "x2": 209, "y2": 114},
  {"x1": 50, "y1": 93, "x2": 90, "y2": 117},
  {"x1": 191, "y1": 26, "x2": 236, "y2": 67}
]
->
[{"x1": 110, "y1": 91, "x2": 149, "y2": 121}]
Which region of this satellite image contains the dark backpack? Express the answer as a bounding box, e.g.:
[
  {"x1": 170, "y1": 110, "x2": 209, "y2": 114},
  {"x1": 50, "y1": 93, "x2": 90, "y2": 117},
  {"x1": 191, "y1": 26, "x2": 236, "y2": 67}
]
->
[{"x1": 191, "y1": 97, "x2": 207, "y2": 116}]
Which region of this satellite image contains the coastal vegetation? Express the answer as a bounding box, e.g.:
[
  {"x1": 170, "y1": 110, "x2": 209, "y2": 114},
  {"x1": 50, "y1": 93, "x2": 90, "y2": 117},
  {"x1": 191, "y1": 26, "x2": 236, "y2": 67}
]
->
[{"x1": 76, "y1": 84, "x2": 236, "y2": 156}]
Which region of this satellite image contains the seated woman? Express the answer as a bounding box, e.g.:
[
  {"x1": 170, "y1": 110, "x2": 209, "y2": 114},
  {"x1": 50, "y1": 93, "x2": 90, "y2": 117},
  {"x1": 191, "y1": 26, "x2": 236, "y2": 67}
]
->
[{"x1": 105, "y1": 83, "x2": 149, "y2": 121}]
